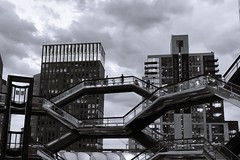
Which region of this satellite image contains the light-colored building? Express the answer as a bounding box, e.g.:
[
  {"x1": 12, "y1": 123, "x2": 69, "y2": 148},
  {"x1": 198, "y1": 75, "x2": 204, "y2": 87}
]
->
[{"x1": 129, "y1": 35, "x2": 238, "y2": 149}]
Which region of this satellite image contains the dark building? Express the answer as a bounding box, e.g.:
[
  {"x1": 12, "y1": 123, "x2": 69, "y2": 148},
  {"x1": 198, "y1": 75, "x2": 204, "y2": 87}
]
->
[
  {"x1": 32, "y1": 42, "x2": 105, "y2": 151},
  {"x1": 0, "y1": 55, "x2": 3, "y2": 92},
  {"x1": 227, "y1": 121, "x2": 239, "y2": 139},
  {"x1": 0, "y1": 54, "x2": 6, "y2": 150},
  {"x1": 0, "y1": 54, "x2": 3, "y2": 142},
  {"x1": 33, "y1": 73, "x2": 40, "y2": 96}
]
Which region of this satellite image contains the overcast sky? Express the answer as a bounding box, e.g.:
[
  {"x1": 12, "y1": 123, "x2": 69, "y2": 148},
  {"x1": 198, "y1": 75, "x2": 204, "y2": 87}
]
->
[{"x1": 2, "y1": 0, "x2": 240, "y2": 149}]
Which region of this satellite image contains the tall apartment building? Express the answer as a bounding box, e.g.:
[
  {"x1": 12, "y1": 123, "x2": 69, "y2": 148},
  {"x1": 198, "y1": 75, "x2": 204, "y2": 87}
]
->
[
  {"x1": 33, "y1": 73, "x2": 40, "y2": 96},
  {"x1": 0, "y1": 54, "x2": 3, "y2": 142},
  {"x1": 32, "y1": 42, "x2": 105, "y2": 151},
  {"x1": 129, "y1": 35, "x2": 238, "y2": 149}
]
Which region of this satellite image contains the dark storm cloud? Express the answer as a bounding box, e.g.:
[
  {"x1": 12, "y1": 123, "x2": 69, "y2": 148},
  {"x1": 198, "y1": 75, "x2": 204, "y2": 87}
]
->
[
  {"x1": 49, "y1": 20, "x2": 114, "y2": 48},
  {"x1": 202, "y1": 0, "x2": 224, "y2": 5},
  {"x1": 205, "y1": 29, "x2": 240, "y2": 56},
  {"x1": 103, "y1": 0, "x2": 192, "y2": 30},
  {"x1": 0, "y1": 1, "x2": 37, "y2": 45},
  {"x1": 55, "y1": 0, "x2": 193, "y2": 75},
  {"x1": 0, "y1": 1, "x2": 52, "y2": 78}
]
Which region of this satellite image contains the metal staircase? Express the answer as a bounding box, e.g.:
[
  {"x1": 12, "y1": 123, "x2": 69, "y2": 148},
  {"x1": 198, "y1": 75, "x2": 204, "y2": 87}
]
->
[
  {"x1": 223, "y1": 55, "x2": 240, "y2": 85},
  {"x1": 32, "y1": 77, "x2": 161, "y2": 152},
  {"x1": 131, "y1": 137, "x2": 239, "y2": 160},
  {"x1": 206, "y1": 77, "x2": 240, "y2": 108},
  {"x1": 33, "y1": 76, "x2": 231, "y2": 151},
  {"x1": 32, "y1": 75, "x2": 240, "y2": 158},
  {"x1": 34, "y1": 75, "x2": 206, "y2": 152},
  {"x1": 50, "y1": 76, "x2": 159, "y2": 107}
]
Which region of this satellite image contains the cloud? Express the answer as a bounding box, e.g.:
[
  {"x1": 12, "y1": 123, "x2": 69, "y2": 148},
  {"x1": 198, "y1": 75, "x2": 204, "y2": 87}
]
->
[
  {"x1": 202, "y1": 0, "x2": 224, "y2": 5},
  {"x1": 0, "y1": 0, "x2": 55, "y2": 79},
  {"x1": 205, "y1": 27, "x2": 240, "y2": 56},
  {"x1": 103, "y1": 0, "x2": 192, "y2": 30},
  {"x1": 105, "y1": 93, "x2": 142, "y2": 117},
  {"x1": 0, "y1": 1, "x2": 37, "y2": 45}
]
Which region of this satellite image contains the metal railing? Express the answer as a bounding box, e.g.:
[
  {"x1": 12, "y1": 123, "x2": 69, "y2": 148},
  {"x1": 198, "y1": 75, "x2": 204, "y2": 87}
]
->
[
  {"x1": 34, "y1": 75, "x2": 210, "y2": 131},
  {"x1": 131, "y1": 138, "x2": 201, "y2": 160},
  {"x1": 223, "y1": 54, "x2": 240, "y2": 82},
  {"x1": 50, "y1": 76, "x2": 159, "y2": 104},
  {"x1": 203, "y1": 138, "x2": 240, "y2": 160},
  {"x1": 33, "y1": 97, "x2": 80, "y2": 129},
  {"x1": 207, "y1": 76, "x2": 240, "y2": 108},
  {"x1": 131, "y1": 137, "x2": 240, "y2": 160},
  {"x1": 45, "y1": 75, "x2": 207, "y2": 130},
  {"x1": 34, "y1": 75, "x2": 240, "y2": 131},
  {"x1": 217, "y1": 145, "x2": 240, "y2": 160},
  {"x1": 142, "y1": 125, "x2": 164, "y2": 141},
  {"x1": 25, "y1": 75, "x2": 240, "y2": 160},
  {"x1": 37, "y1": 148, "x2": 66, "y2": 160},
  {"x1": 123, "y1": 75, "x2": 207, "y2": 125},
  {"x1": 35, "y1": 74, "x2": 240, "y2": 127},
  {"x1": 79, "y1": 116, "x2": 124, "y2": 128},
  {"x1": 31, "y1": 76, "x2": 161, "y2": 130},
  {"x1": 30, "y1": 140, "x2": 65, "y2": 160}
]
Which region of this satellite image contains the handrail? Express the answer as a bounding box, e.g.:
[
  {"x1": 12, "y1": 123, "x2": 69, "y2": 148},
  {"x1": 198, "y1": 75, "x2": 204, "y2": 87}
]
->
[
  {"x1": 33, "y1": 75, "x2": 223, "y2": 132},
  {"x1": 78, "y1": 116, "x2": 124, "y2": 128},
  {"x1": 74, "y1": 75, "x2": 240, "y2": 129},
  {"x1": 207, "y1": 76, "x2": 240, "y2": 107},
  {"x1": 131, "y1": 138, "x2": 204, "y2": 160},
  {"x1": 31, "y1": 75, "x2": 240, "y2": 160},
  {"x1": 210, "y1": 75, "x2": 240, "y2": 92},
  {"x1": 33, "y1": 76, "x2": 162, "y2": 129},
  {"x1": 33, "y1": 96, "x2": 80, "y2": 128},
  {"x1": 131, "y1": 137, "x2": 240, "y2": 160},
  {"x1": 50, "y1": 76, "x2": 160, "y2": 104},
  {"x1": 33, "y1": 140, "x2": 65, "y2": 160},
  {"x1": 34, "y1": 96, "x2": 126, "y2": 129},
  {"x1": 223, "y1": 54, "x2": 240, "y2": 82},
  {"x1": 203, "y1": 138, "x2": 222, "y2": 160},
  {"x1": 123, "y1": 75, "x2": 207, "y2": 125},
  {"x1": 142, "y1": 125, "x2": 164, "y2": 141},
  {"x1": 202, "y1": 137, "x2": 240, "y2": 160},
  {"x1": 34, "y1": 75, "x2": 210, "y2": 130},
  {"x1": 217, "y1": 145, "x2": 240, "y2": 160}
]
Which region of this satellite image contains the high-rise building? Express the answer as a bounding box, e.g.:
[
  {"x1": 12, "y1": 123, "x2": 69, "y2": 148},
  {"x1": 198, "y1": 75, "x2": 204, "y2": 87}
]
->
[
  {"x1": 0, "y1": 54, "x2": 3, "y2": 143},
  {"x1": 32, "y1": 42, "x2": 105, "y2": 151},
  {"x1": 129, "y1": 35, "x2": 238, "y2": 149},
  {"x1": 0, "y1": 54, "x2": 3, "y2": 92},
  {"x1": 33, "y1": 73, "x2": 40, "y2": 96}
]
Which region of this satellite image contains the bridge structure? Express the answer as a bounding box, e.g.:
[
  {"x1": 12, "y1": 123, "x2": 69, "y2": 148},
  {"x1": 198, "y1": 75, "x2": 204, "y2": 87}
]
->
[{"x1": 0, "y1": 55, "x2": 240, "y2": 159}]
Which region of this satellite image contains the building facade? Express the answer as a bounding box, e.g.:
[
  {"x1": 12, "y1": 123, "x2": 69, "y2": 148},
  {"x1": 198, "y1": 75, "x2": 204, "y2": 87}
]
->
[
  {"x1": 0, "y1": 54, "x2": 3, "y2": 143},
  {"x1": 129, "y1": 35, "x2": 238, "y2": 149},
  {"x1": 31, "y1": 42, "x2": 105, "y2": 151}
]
